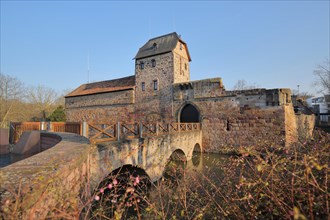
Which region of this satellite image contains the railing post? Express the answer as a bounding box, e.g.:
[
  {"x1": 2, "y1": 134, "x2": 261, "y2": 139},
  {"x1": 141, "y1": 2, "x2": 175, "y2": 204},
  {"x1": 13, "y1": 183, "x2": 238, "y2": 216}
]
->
[
  {"x1": 117, "y1": 122, "x2": 121, "y2": 141},
  {"x1": 156, "y1": 122, "x2": 159, "y2": 136},
  {"x1": 40, "y1": 121, "x2": 46, "y2": 130},
  {"x1": 9, "y1": 122, "x2": 13, "y2": 144},
  {"x1": 139, "y1": 122, "x2": 143, "y2": 138},
  {"x1": 82, "y1": 121, "x2": 88, "y2": 138}
]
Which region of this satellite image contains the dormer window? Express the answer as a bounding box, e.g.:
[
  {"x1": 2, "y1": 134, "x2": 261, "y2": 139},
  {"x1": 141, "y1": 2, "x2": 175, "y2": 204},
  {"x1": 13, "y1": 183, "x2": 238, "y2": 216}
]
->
[
  {"x1": 151, "y1": 59, "x2": 156, "y2": 67},
  {"x1": 140, "y1": 62, "x2": 144, "y2": 69}
]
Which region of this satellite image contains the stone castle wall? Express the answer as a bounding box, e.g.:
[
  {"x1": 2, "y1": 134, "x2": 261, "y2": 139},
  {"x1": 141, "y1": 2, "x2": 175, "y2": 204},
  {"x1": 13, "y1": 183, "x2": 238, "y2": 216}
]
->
[
  {"x1": 66, "y1": 89, "x2": 134, "y2": 108},
  {"x1": 66, "y1": 105, "x2": 135, "y2": 123},
  {"x1": 172, "y1": 79, "x2": 297, "y2": 152},
  {"x1": 65, "y1": 90, "x2": 135, "y2": 123},
  {"x1": 173, "y1": 42, "x2": 190, "y2": 83},
  {"x1": 134, "y1": 52, "x2": 175, "y2": 122}
]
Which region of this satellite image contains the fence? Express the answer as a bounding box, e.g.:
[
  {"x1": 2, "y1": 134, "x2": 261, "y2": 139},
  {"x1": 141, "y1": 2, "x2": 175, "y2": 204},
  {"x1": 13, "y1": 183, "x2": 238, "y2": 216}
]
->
[
  {"x1": 87, "y1": 122, "x2": 201, "y2": 143},
  {"x1": 9, "y1": 122, "x2": 82, "y2": 144},
  {"x1": 315, "y1": 113, "x2": 330, "y2": 126},
  {"x1": 9, "y1": 121, "x2": 201, "y2": 144}
]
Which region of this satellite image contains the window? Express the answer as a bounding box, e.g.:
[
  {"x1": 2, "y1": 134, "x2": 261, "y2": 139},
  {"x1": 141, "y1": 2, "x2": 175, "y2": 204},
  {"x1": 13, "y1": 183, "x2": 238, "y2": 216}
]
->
[
  {"x1": 185, "y1": 63, "x2": 187, "y2": 70},
  {"x1": 151, "y1": 59, "x2": 156, "y2": 67},
  {"x1": 141, "y1": 82, "x2": 145, "y2": 91},
  {"x1": 153, "y1": 43, "x2": 157, "y2": 49},
  {"x1": 180, "y1": 43, "x2": 183, "y2": 50},
  {"x1": 153, "y1": 80, "x2": 158, "y2": 91},
  {"x1": 140, "y1": 62, "x2": 144, "y2": 69}
]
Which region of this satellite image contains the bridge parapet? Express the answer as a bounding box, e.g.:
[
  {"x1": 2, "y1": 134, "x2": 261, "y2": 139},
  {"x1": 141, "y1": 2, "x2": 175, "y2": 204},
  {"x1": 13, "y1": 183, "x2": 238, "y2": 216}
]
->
[{"x1": 0, "y1": 132, "x2": 91, "y2": 219}]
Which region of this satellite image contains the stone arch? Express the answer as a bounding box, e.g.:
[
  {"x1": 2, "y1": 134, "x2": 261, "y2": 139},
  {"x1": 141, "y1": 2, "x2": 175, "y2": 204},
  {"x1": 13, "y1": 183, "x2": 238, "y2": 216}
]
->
[
  {"x1": 163, "y1": 149, "x2": 187, "y2": 183},
  {"x1": 98, "y1": 165, "x2": 151, "y2": 189},
  {"x1": 192, "y1": 143, "x2": 202, "y2": 166},
  {"x1": 178, "y1": 102, "x2": 201, "y2": 123},
  {"x1": 193, "y1": 143, "x2": 202, "y2": 152},
  {"x1": 169, "y1": 149, "x2": 187, "y2": 162},
  {"x1": 92, "y1": 164, "x2": 151, "y2": 218}
]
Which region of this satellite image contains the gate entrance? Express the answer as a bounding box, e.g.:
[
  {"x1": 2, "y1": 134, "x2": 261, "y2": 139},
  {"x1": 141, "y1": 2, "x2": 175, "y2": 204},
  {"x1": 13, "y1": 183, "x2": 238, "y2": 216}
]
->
[{"x1": 180, "y1": 104, "x2": 200, "y2": 123}]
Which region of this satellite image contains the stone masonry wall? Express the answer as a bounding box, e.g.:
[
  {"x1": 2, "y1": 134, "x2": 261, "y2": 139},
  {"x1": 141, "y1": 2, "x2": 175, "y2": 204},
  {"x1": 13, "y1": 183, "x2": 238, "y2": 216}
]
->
[
  {"x1": 66, "y1": 105, "x2": 135, "y2": 123},
  {"x1": 174, "y1": 98, "x2": 287, "y2": 152},
  {"x1": 134, "y1": 52, "x2": 175, "y2": 122},
  {"x1": 296, "y1": 114, "x2": 315, "y2": 140},
  {"x1": 173, "y1": 79, "x2": 295, "y2": 152},
  {"x1": 66, "y1": 89, "x2": 134, "y2": 109},
  {"x1": 65, "y1": 90, "x2": 135, "y2": 123},
  {"x1": 173, "y1": 41, "x2": 190, "y2": 83},
  {"x1": 0, "y1": 132, "x2": 91, "y2": 219}
]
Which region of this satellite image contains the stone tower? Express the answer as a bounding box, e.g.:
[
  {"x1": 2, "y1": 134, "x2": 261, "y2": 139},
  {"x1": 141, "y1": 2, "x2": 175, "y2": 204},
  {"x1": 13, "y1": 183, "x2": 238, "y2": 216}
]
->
[{"x1": 134, "y1": 32, "x2": 191, "y2": 122}]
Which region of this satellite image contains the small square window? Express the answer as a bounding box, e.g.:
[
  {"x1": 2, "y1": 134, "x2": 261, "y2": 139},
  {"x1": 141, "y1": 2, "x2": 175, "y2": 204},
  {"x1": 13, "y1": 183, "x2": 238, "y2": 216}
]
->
[
  {"x1": 153, "y1": 80, "x2": 158, "y2": 91},
  {"x1": 140, "y1": 62, "x2": 144, "y2": 69},
  {"x1": 151, "y1": 59, "x2": 156, "y2": 67},
  {"x1": 141, "y1": 82, "x2": 145, "y2": 91}
]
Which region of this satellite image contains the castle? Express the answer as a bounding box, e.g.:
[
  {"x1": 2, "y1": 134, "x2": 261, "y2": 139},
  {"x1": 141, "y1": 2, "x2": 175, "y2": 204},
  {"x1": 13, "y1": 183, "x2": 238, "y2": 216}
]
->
[{"x1": 65, "y1": 32, "x2": 313, "y2": 151}]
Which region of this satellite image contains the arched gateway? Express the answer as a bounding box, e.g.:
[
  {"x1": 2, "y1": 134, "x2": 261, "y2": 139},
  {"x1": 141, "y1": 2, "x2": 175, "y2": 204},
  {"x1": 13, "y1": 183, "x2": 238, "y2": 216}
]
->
[{"x1": 179, "y1": 103, "x2": 200, "y2": 123}]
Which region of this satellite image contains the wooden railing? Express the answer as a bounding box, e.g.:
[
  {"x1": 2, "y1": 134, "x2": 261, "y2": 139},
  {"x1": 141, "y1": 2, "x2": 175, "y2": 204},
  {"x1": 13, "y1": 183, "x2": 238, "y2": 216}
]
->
[
  {"x1": 87, "y1": 122, "x2": 201, "y2": 143},
  {"x1": 9, "y1": 121, "x2": 201, "y2": 144},
  {"x1": 10, "y1": 122, "x2": 41, "y2": 144},
  {"x1": 9, "y1": 122, "x2": 82, "y2": 144},
  {"x1": 52, "y1": 122, "x2": 82, "y2": 134}
]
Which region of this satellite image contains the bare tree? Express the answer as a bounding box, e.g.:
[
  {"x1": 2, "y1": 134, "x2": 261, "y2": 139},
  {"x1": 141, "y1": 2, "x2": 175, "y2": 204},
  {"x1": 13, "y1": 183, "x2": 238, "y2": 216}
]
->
[
  {"x1": 0, "y1": 73, "x2": 25, "y2": 127},
  {"x1": 27, "y1": 85, "x2": 59, "y2": 121},
  {"x1": 232, "y1": 79, "x2": 258, "y2": 90},
  {"x1": 314, "y1": 57, "x2": 330, "y2": 94}
]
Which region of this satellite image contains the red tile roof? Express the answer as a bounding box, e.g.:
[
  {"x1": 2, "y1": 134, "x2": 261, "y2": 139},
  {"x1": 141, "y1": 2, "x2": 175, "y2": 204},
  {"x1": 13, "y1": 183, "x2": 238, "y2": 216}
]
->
[{"x1": 65, "y1": 75, "x2": 135, "y2": 98}]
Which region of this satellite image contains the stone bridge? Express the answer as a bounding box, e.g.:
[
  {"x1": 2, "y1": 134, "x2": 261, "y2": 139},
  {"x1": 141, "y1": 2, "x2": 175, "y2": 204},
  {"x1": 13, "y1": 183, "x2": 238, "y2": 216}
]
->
[{"x1": 0, "y1": 125, "x2": 202, "y2": 219}]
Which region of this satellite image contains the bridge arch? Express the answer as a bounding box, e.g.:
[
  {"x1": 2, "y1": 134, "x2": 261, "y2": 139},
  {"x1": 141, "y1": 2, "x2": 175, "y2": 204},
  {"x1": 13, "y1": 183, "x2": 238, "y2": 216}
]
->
[
  {"x1": 192, "y1": 143, "x2": 202, "y2": 166},
  {"x1": 92, "y1": 165, "x2": 151, "y2": 217},
  {"x1": 178, "y1": 102, "x2": 201, "y2": 123},
  {"x1": 169, "y1": 149, "x2": 187, "y2": 162},
  {"x1": 163, "y1": 149, "x2": 187, "y2": 182}
]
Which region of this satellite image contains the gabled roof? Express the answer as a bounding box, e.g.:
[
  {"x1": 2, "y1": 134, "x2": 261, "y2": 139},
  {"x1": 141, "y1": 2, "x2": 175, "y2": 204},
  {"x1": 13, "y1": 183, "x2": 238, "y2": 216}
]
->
[
  {"x1": 65, "y1": 75, "x2": 135, "y2": 98},
  {"x1": 134, "y1": 32, "x2": 191, "y2": 61}
]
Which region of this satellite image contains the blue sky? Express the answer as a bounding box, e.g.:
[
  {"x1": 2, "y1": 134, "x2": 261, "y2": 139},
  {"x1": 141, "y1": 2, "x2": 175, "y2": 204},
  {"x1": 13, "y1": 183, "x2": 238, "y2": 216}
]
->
[{"x1": 1, "y1": 1, "x2": 329, "y2": 95}]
